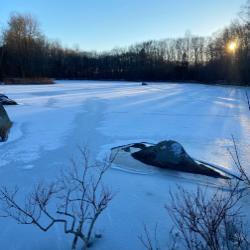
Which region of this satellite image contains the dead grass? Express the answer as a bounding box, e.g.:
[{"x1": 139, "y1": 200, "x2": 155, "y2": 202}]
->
[{"x1": 3, "y1": 78, "x2": 55, "y2": 85}]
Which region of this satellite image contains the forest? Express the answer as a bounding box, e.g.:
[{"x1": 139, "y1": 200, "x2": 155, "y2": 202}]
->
[{"x1": 0, "y1": 1, "x2": 249, "y2": 85}]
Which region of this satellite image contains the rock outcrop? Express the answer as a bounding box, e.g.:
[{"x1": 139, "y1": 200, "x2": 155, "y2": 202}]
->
[
  {"x1": 0, "y1": 94, "x2": 17, "y2": 105},
  {"x1": 0, "y1": 105, "x2": 12, "y2": 141},
  {"x1": 132, "y1": 140, "x2": 227, "y2": 178}
]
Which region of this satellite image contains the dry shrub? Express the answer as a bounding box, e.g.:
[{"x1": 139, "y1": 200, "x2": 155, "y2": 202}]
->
[
  {"x1": 0, "y1": 148, "x2": 114, "y2": 250},
  {"x1": 3, "y1": 78, "x2": 55, "y2": 85}
]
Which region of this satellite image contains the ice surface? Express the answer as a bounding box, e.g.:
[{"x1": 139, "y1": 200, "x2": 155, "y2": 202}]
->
[{"x1": 0, "y1": 81, "x2": 250, "y2": 249}]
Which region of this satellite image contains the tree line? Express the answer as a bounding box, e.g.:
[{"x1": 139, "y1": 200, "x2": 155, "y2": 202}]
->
[{"x1": 0, "y1": 1, "x2": 249, "y2": 85}]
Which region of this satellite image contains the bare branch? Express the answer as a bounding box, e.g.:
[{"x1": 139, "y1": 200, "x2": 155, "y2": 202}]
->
[
  {"x1": 165, "y1": 182, "x2": 249, "y2": 250},
  {"x1": 228, "y1": 135, "x2": 250, "y2": 187},
  {"x1": 0, "y1": 148, "x2": 114, "y2": 250}
]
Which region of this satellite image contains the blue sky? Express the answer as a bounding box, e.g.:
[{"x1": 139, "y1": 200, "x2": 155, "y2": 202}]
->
[{"x1": 0, "y1": 0, "x2": 246, "y2": 51}]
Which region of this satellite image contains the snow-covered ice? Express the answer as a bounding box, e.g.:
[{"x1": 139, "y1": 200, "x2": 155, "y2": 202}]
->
[{"x1": 0, "y1": 81, "x2": 250, "y2": 249}]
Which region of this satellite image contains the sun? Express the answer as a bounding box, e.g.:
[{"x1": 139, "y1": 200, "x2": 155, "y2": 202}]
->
[{"x1": 227, "y1": 41, "x2": 238, "y2": 53}]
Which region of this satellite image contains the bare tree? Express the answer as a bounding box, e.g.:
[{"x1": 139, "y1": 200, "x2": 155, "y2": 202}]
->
[
  {"x1": 239, "y1": 0, "x2": 250, "y2": 24},
  {"x1": 166, "y1": 182, "x2": 249, "y2": 250},
  {"x1": 0, "y1": 149, "x2": 114, "y2": 250},
  {"x1": 0, "y1": 27, "x2": 4, "y2": 80},
  {"x1": 3, "y1": 13, "x2": 45, "y2": 78}
]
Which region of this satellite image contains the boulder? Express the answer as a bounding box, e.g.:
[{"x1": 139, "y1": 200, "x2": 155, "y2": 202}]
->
[
  {"x1": 0, "y1": 94, "x2": 18, "y2": 105},
  {"x1": 132, "y1": 140, "x2": 226, "y2": 178},
  {"x1": 0, "y1": 105, "x2": 12, "y2": 141}
]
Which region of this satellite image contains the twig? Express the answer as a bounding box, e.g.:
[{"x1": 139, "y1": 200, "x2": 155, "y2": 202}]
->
[
  {"x1": 246, "y1": 90, "x2": 250, "y2": 111},
  {"x1": 0, "y1": 148, "x2": 114, "y2": 250}
]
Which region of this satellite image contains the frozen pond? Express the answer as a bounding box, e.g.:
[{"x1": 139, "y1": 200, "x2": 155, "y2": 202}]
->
[{"x1": 0, "y1": 80, "x2": 250, "y2": 249}]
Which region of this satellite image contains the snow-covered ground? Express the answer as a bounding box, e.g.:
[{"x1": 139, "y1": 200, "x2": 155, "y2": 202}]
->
[{"x1": 0, "y1": 81, "x2": 250, "y2": 249}]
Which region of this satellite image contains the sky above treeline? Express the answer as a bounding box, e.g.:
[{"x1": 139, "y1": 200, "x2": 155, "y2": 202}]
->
[{"x1": 0, "y1": 0, "x2": 247, "y2": 51}]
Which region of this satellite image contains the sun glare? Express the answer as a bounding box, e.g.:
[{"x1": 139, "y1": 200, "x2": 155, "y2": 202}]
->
[{"x1": 227, "y1": 41, "x2": 238, "y2": 53}]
